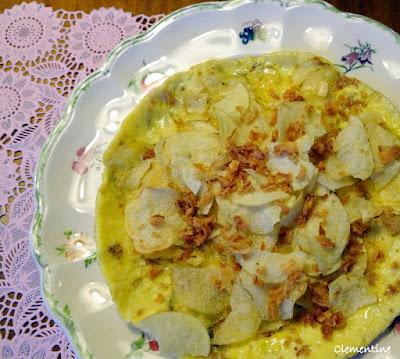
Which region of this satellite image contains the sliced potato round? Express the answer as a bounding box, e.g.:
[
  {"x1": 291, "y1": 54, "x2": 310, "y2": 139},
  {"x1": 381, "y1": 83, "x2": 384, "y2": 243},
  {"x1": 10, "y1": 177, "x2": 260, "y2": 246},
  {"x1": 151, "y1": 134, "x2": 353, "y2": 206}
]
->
[
  {"x1": 325, "y1": 155, "x2": 350, "y2": 180},
  {"x1": 212, "y1": 281, "x2": 261, "y2": 345},
  {"x1": 231, "y1": 190, "x2": 289, "y2": 206},
  {"x1": 292, "y1": 57, "x2": 337, "y2": 97},
  {"x1": 187, "y1": 120, "x2": 218, "y2": 134},
  {"x1": 172, "y1": 265, "x2": 231, "y2": 315},
  {"x1": 156, "y1": 131, "x2": 222, "y2": 194},
  {"x1": 139, "y1": 311, "x2": 210, "y2": 357},
  {"x1": 277, "y1": 101, "x2": 326, "y2": 142},
  {"x1": 217, "y1": 197, "x2": 281, "y2": 235},
  {"x1": 170, "y1": 155, "x2": 202, "y2": 195},
  {"x1": 293, "y1": 193, "x2": 350, "y2": 275},
  {"x1": 238, "y1": 250, "x2": 305, "y2": 284},
  {"x1": 281, "y1": 193, "x2": 304, "y2": 227},
  {"x1": 213, "y1": 82, "x2": 250, "y2": 144},
  {"x1": 371, "y1": 160, "x2": 400, "y2": 189},
  {"x1": 240, "y1": 269, "x2": 306, "y2": 321},
  {"x1": 295, "y1": 134, "x2": 315, "y2": 155},
  {"x1": 319, "y1": 155, "x2": 356, "y2": 190},
  {"x1": 239, "y1": 271, "x2": 268, "y2": 319},
  {"x1": 251, "y1": 228, "x2": 279, "y2": 251},
  {"x1": 343, "y1": 194, "x2": 382, "y2": 223},
  {"x1": 362, "y1": 111, "x2": 400, "y2": 173},
  {"x1": 245, "y1": 169, "x2": 268, "y2": 191},
  {"x1": 125, "y1": 187, "x2": 187, "y2": 254},
  {"x1": 213, "y1": 82, "x2": 249, "y2": 122},
  {"x1": 267, "y1": 143, "x2": 317, "y2": 191},
  {"x1": 336, "y1": 115, "x2": 374, "y2": 180},
  {"x1": 232, "y1": 103, "x2": 273, "y2": 147},
  {"x1": 123, "y1": 159, "x2": 152, "y2": 190},
  {"x1": 280, "y1": 280, "x2": 307, "y2": 320},
  {"x1": 329, "y1": 274, "x2": 376, "y2": 316},
  {"x1": 317, "y1": 172, "x2": 355, "y2": 191}
]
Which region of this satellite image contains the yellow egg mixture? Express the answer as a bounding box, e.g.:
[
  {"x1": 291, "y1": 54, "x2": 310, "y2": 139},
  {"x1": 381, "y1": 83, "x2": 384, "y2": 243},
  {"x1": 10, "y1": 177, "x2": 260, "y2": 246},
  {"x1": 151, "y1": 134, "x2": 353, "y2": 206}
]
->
[{"x1": 96, "y1": 52, "x2": 400, "y2": 358}]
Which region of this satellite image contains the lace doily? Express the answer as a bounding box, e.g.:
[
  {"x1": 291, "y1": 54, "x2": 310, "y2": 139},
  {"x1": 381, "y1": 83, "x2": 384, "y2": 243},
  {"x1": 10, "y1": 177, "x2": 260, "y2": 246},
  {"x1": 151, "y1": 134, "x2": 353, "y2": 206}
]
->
[{"x1": 0, "y1": 2, "x2": 163, "y2": 357}]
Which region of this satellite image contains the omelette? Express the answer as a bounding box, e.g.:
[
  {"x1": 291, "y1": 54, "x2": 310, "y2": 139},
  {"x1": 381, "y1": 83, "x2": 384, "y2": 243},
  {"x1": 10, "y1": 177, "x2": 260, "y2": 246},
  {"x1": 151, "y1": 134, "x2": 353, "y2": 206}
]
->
[{"x1": 96, "y1": 52, "x2": 400, "y2": 358}]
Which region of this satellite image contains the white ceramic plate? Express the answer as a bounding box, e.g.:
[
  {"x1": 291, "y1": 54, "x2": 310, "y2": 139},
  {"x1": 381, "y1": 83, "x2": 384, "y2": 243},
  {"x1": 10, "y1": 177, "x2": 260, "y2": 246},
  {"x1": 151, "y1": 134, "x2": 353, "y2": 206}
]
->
[{"x1": 32, "y1": 0, "x2": 400, "y2": 358}]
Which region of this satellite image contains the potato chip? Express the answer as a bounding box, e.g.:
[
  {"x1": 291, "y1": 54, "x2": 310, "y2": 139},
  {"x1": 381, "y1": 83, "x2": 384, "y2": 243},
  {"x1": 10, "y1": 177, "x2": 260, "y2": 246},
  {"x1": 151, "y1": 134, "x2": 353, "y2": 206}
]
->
[
  {"x1": 317, "y1": 173, "x2": 355, "y2": 191},
  {"x1": 329, "y1": 274, "x2": 376, "y2": 316},
  {"x1": 169, "y1": 132, "x2": 222, "y2": 166},
  {"x1": 295, "y1": 134, "x2": 315, "y2": 155},
  {"x1": 362, "y1": 111, "x2": 400, "y2": 172},
  {"x1": 343, "y1": 195, "x2": 382, "y2": 223},
  {"x1": 170, "y1": 156, "x2": 202, "y2": 195},
  {"x1": 125, "y1": 187, "x2": 187, "y2": 254},
  {"x1": 238, "y1": 250, "x2": 305, "y2": 284},
  {"x1": 281, "y1": 194, "x2": 305, "y2": 227},
  {"x1": 123, "y1": 159, "x2": 152, "y2": 190},
  {"x1": 292, "y1": 58, "x2": 337, "y2": 97},
  {"x1": 231, "y1": 191, "x2": 289, "y2": 207},
  {"x1": 172, "y1": 265, "x2": 231, "y2": 315},
  {"x1": 254, "y1": 227, "x2": 279, "y2": 250},
  {"x1": 268, "y1": 143, "x2": 317, "y2": 191},
  {"x1": 217, "y1": 197, "x2": 281, "y2": 235},
  {"x1": 140, "y1": 311, "x2": 210, "y2": 357},
  {"x1": 240, "y1": 269, "x2": 307, "y2": 321},
  {"x1": 232, "y1": 103, "x2": 272, "y2": 146},
  {"x1": 280, "y1": 280, "x2": 307, "y2": 320},
  {"x1": 213, "y1": 82, "x2": 250, "y2": 144},
  {"x1": 212, "y1": 281, "x2": 261, "y2": 345},
  {"x1": 324, "y1": 155, "x2": 349, "y2": 181},
  {"x1": 213, "y1": 82, "x2": 249, "y2": 121},
  {"x1": 293, "y1": 193, "x2": 350, "y2": 275},
  {"x1": 245, "y1": 169, "x2": 268, "y2": 191},
  {"x1": 239, "y1": 271, "x2": 269, "y2": 319},
  {"x1": 156, "y1": 131, "x2": 221, "y2": 193},
  {"x1": 187, "y1": 120, "x2": 218, "y2": 134},
  {"x1": 277, "y1": 101, "x2": 326, "y2": 142},
  {"x1": 371, "y1": 160, "x2": 400, "y2": 189},
  {"x1": 336, "y1": 116, "x2": 374, "y2": 180}
]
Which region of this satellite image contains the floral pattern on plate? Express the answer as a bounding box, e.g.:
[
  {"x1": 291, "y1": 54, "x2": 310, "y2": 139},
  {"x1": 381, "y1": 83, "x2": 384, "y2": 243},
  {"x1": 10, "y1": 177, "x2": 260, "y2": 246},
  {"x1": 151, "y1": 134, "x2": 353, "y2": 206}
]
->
[
  {"x1": 72, "y1": 143, "x2": 107, "y2": 175},
  {"x1": 126, "y1": 335, "x2": 160, "y2": 358},
  {"x1": 337, "y1": 40, "x2": 377, "y2": 74},
  {"x1": 239, "y1": 19, "x2": 267, "y2": 44},
  {"x1": 56, "y1": 229, "x2": 97, "y2": 267}
]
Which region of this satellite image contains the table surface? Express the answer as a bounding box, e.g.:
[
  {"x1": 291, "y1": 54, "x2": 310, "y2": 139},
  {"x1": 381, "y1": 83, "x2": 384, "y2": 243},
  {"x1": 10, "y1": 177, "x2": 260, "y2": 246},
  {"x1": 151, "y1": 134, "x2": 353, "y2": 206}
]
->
[{"x1": 1, "y1": 0, "x2": 400, "y2": 33}]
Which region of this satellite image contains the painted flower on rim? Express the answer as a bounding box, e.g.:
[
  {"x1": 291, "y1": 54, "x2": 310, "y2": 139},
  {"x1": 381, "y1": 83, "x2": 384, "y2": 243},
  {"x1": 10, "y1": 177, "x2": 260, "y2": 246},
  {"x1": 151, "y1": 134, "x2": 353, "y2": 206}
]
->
[
  {"x1": 341, "y1": 52, "x2": 359, "y2": 67},
  {"x1": 72, "y1": 142, "x2": 107, "y2": 175},
  {"x1": 126, "y1": 334, "x2": 160, "y2": 357},
  {"x1": 338, "y1": 40, "x2": 376, "y2": 74},
  {"x1": 72, "y1": 146, "x2": 89, "y2": 175},
  {"x1": 358, "y1": 47, "x2": 373, "y2": 65},
  {"x1": 69, "y1": 8, "x2": 141, "y2": 71},
  {"x1": 56, "y1": 230, "x2": 96, "y2": 261},
  {"x1": 0, "y1": 71, "x2": 40, "y2": 133},
  {"x1": 149, "y1": 340, "x2": 159, "y2": 351},
  {"x1": 0, "y1": 2, "x2": 61, "y2": 61}
]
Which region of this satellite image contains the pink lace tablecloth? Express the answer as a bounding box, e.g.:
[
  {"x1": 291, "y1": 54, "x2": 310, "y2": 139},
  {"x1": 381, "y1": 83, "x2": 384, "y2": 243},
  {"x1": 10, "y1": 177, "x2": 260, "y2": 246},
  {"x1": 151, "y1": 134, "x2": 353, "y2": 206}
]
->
[{"x1": 0, "y1": 3, "x2": 163, "y2": 358}]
